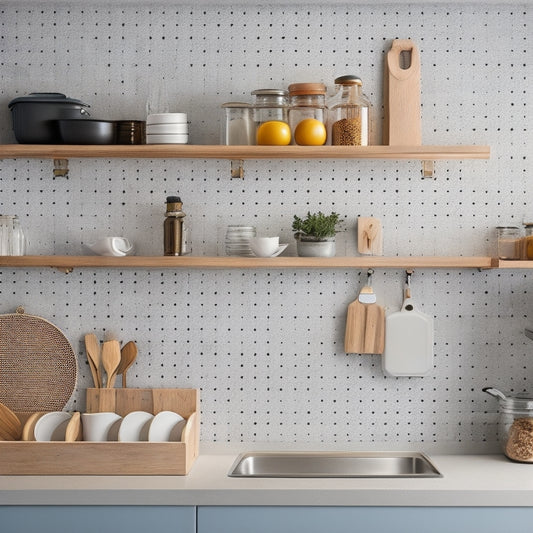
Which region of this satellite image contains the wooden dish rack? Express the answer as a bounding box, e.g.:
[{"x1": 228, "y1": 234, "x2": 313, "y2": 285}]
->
[{"x1": 0, "y1": 388, "x2": 199, "y2": 475}]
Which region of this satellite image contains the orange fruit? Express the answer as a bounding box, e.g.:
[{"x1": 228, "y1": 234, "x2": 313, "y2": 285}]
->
[
  {"x1": 294, "y1": 118, "x2": 327, "y2": 146},
  {"x1": 256, "y1": 121, "x2": 291, "y2": 146}
]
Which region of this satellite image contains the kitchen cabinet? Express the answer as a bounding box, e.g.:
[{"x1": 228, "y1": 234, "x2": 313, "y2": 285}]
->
[
  {"x1": 0, "y1": 505, "x2": 196, "y2": 533},
  {"x1": 197, "y1": 505, "x2": 533, "y2": 533}
]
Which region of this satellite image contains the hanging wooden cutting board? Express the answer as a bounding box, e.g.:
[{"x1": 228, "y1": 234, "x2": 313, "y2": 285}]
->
[
  {"x1": 382, "y1": 288, "x2": 434, "y2": 376},
  {"x1": 383, "y1": 38, "x2": 422, "y2": 146},
  {"x1": 345, "y1": 300, "x2": 385, "y2": 354},
  {"x1": 0, "y1": 307, "x2": 77, "y2": 414}
]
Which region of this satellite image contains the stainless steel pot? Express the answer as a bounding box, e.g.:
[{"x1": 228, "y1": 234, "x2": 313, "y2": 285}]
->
[
  {"x1": 8, "y1": 92, "x2": 90, "y2": 143},
  {"x1": 484, "y1": 386, "x2": 533, "y2": 461}
]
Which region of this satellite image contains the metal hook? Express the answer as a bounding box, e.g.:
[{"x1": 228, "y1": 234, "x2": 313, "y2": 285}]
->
[
  {"x1": 405, "y1": 269, "x2": 413, "y2": 298},
  {"x1": 366, "y1": 268, "x2": 374, "y2": 285}
]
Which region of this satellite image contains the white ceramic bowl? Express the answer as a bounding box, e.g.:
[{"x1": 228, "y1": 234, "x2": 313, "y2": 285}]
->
[
  {"x1": 146, "y1": 123, "x2": 188, "y2": 135},
  {"x1": 85, "y1": 237, "x2": 134, "y2": 257},
  {"x1": 146, "y1": 133, "x2": 189, "y2": 145},
  {"x1": 249, "y1": 236, "x2": 280, "y2": 257},
  {"x1": 148, "y1": 411, "x2": 186, "y2": 442},
  {"x1": 146, "y1": 113, "x2": 187, "y2": 125},
  {"x1": 118, "y1": 411, "x2": 154, "y2": 442},
  {"x1": 34, "y1": 411, "x2": 72, "y2": 442},
  {"x1": 81, "y1": 412, "x2": 122, "y2": 442}
]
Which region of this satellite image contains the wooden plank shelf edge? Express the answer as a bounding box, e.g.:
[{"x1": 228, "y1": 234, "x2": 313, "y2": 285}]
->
[
  {"x1": 0, "y1": 144, "x2": 490, "y2": 161},
  {"x1": 0, "y1": 255, "x2": 494, "y2": 270}
]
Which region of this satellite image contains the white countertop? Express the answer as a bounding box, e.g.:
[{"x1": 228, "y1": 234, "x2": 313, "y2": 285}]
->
[{"x1": 1, "y1": 444, "x2": 533, "y2": 507}]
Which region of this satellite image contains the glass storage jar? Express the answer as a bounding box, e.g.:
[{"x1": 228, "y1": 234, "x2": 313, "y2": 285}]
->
[
  {"x1": 0, "y1": 215, "x2": 26, "y2": 256},
  {"x1": 484, "y1": 387, "x2": 533, "y2": 462},
  {"x1": 327, "y1": 75, "x2": 371, "y2": 146},
  {"x1": 221, "y1": 102, "x2": 254, "y2": 145},
  {"x1": 523, "y1": 223, "x2": 533, "y2": 260},
  {"x1": 288, "y1": 83, "x2": 327, "y2": 145},
  {"x1": 496, "y1": 226, "x2": 521, "y2": 260},
  {"x1": 251, "y1": 89, "x2": 289, "y2": 125}
]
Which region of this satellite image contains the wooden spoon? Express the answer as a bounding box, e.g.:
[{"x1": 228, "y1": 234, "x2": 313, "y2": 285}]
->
[
  {"x1": 22, "y1": 411, "x2": 47, "y2": 441},
  {"x1": 65, "y1": 411, "x2": 82, "y2": 442},
  {"x1": 84, "y1": 333, "x2": 102, "y2": 388},
  {"x1": 102, "y1": 340, "x2": 122, "y2": 388},
  {"x1": 117, "y1": 341, "x2": 138, "y2": 388},
  {"x1": 0, "y1": 401, "x2": 22, "y2": 440}
]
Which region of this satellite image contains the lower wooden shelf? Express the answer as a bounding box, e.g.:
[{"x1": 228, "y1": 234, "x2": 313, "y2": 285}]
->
[{"x1": 0, "y1": 255, "x2": 495, "y2": 270}]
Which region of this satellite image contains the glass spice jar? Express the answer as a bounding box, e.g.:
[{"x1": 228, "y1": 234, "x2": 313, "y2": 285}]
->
[
  {"x1": 221, "y1": 102, "x2": 254, "y2": 146},
  {"x1": 523, "y1": 223, "x2": 533, "y2": 260},
  {"x1": 287, "y1": 83, "x2": 327, "y2": 145},
  {"x1": 497, "y1": 226, "x2": 521, "y2": 260},
  {"x1": 251, "y1": 89, "x2": 289, "y2": 126},
  {"x1": 327, "y1": 75, "x2": 371, "y2": 146}
]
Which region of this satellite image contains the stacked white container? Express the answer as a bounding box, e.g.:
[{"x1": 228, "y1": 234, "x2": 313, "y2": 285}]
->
[{"x1": 146, "y1": 113, "x2": 188, "y2": 144}]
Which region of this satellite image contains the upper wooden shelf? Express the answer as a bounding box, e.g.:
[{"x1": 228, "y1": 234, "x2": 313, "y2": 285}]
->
[
  {"x1": 0, "y1": 255, "x2": 495, "y2": 271},
  {"x1": 0, "y1": 144, "x2": 490, "y2": 161}
]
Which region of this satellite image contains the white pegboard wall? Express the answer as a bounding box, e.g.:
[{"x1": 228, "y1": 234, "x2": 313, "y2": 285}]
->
[{"x1": 0, "y1": 3, "x2": 532, "y2": 452}]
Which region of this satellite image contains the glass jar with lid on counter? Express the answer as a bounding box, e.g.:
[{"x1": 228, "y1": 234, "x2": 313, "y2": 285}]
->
[
  {"x1": 327, "y1": 74, "x2": 371, "y2": 146},
  {"x1": 287, "y1": 83, "x2": 327, "y2": 146}
]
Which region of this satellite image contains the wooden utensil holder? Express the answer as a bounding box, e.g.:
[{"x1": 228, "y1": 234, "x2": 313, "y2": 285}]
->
[{"x1": 0, "y1": 388, "x2": 199, "y2": 475}]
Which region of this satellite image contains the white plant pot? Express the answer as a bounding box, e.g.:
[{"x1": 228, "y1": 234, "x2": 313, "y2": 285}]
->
[{"x1": 296, "y1": 239, "x2": 336, "y2": 257}]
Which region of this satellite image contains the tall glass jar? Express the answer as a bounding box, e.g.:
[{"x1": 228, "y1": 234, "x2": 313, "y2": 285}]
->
[
  {"x1": 0, "y1": 215, "x2": 26, "y2": 256},
  {"x1": 327, "y1": 75, "x2": 371, "y2": 146},
  {"x1": 220, "y1": 102, "x2": 254, "y2": 145},
  {"x1": 288, "y1": 83, "x2": 327, "y2": 145}
]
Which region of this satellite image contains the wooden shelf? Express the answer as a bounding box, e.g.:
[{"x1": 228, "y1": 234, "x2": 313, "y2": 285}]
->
[
  {"x1": 0, "y1": 255, "x2": 494, "y2": 270},
  {"x1": 494, "y1": 259, "x2": 533, "y2": 268},
  {"x1": 0, "y1": 144, "x2": 490, "y2": 161}
]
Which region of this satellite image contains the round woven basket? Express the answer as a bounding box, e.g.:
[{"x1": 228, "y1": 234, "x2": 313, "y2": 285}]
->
[{"x1": 0, "y1": 307, "x2": 77, "y2": 413}]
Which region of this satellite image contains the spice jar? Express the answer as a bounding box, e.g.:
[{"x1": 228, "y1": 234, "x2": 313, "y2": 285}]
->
[
  {"x1": 496, "y1": 226, "x2": 521, "y2": 260},
  {"x1": 288, "y1": 83, "x2": 327, "y2": 145},
  {"x1": 523, "y1": 223, "x2": 533, "y2": 260},
  {"x1": 221, "y1": 103, "x2": 254, "y2": 145},
  {"x1": 327, "y1": 75, "x2": 371, "y2": 146},
  {"x1": 484, "y1": 387, "x2": 533, "y2": 462},
  {"x1": 164, "y1": 196, "x2": 188, "y2": 256}
]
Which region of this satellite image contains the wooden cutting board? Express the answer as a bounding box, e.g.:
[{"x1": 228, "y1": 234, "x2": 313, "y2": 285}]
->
[
  {"x1": 345, "y1": 299, "x2": 385, "y2": 355},
  {"x1": 383, "y1": 38, "x2": 422, "y2": 146}
]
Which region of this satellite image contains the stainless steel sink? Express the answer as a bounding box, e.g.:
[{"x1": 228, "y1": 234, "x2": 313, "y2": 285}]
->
[{"x1": 228, "y1": 451, "x2": 442, "y2": 478}]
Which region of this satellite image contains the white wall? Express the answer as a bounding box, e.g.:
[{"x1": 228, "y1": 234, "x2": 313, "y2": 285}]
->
[{"x1": 0, "y1": 2, "x2": 532, "y2": 452}]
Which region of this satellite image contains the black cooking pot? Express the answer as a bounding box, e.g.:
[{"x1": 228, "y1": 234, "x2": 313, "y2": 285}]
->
[{"x1": 8, "y1": 92, "x2": 91, "y2": 144}]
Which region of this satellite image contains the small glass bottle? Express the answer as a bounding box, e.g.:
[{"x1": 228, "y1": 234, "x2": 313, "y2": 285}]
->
[
  {"x1": 497, "y1": 226, "x2": 521, "y2": 260},
  {"x1": 288, "y1": 83, "x2": 327, "y2": 145},
  {"x1": 251, "y1": 89, "x2": 289, "y2": 126},
  {"x1": 0, "y1": 215, "x2": 26, "y2": 256},
  {"x1": 164, "y1": 197, "x2": 187, "y2": 256},
  {"x1": 327, "y1": 75, "x2": 371, "y2": 146}
]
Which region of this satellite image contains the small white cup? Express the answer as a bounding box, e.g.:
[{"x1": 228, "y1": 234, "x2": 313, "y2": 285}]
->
[
  {"x1": 249, "y1": 236, "x2": 279, "y2": 257},
  {"x1": 81, "y1": 412, "x2": 122, "y2": 442},
  {"x1": 86, "y1": 237, "x2": 134, "y2": 257}
]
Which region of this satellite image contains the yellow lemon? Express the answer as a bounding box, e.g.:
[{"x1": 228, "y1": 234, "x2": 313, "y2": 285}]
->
[
  {"x1": 256, "y1": 121, "x2": 291, "y2": 146},
  {"x1": 294, "y1": 118, "x2": 327, "y2": 146}
]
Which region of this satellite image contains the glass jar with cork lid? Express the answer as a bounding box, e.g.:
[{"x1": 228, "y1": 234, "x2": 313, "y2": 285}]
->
[
  {"x1": 287, "y1": 83, "x2": 327, "y2": 146},
  {"x1": 327, "y1": 75, "x2": 371, "y2": 146}
]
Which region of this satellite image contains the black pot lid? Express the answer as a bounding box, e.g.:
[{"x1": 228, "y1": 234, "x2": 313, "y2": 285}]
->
[{"x1": 8, "y1": 92, "x2": 89, "y2": 108}]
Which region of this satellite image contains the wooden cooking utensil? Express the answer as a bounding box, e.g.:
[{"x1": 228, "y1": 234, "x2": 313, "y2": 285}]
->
[
  {"x1": 65, "y1": 411, "x2": 82, "y2": 442},
  {"x1": 344, "y1": 270, "x2": 385, "y2": 355},
  {"x1": 0, "y1": 401, "x2": 22, "y2": 440},
  {"x1": 117, "y1": 341, "x2": 138, "y2": 388},
  {"x1": 383, "y1": 38, "x2": 421, "y2": 146},
  {"x1": 84, "y1": 333, "x2": 102, "y2": 388},
  {"x1": 21, "y1": 411, "x2": 47, "y2": 441},
  {"x1": 102, "y1": 340, "x2": 122, "y2": 388}
]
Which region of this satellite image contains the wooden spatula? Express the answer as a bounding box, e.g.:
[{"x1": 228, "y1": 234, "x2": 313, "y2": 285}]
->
[
  {"x1": 344, "y1": 270, "x2": 385, "y2": 354},
  {"x1": 117, "y1": 341, "x2": 138, "y2": 388},
  {"x1": 102, "y1": 340, "x2": 122, "y2": 388},
  {"x1": 84, "y1": 333, "x2": 102, "y2": 388}
]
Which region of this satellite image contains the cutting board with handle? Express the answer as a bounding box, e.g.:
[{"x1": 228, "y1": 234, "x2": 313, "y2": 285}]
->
[
  {"x1": 344, "y1": 271, "x2": 385, "y2": 355},
  {"x1": 383, "y1": 38, "x2": 421, "y2": 146},
  {"x1": 382, "y1": 282, "x2": 433, "y2": 376}
]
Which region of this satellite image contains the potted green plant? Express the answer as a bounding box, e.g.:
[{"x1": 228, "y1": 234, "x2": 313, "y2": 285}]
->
[{"x1": 292, "y1": 211, "x2": 341, "y2": 257}]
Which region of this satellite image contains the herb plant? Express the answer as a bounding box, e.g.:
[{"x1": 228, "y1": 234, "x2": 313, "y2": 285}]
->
[{"x1": 292, "y1": 211, "x2": 341, "y2": 240}]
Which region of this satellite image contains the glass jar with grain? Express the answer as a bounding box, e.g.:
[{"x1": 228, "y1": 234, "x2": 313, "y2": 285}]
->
[
  {"x1": 523, "y1": 223, "x2": 533, "y2": 260},
  {"x1": 327, "y1": 75, "x2": 371, "y2": 146}
]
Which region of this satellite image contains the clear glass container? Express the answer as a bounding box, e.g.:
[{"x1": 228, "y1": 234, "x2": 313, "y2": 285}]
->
[
  {"x1": 288, "y1": 83, "x2": 327, "y2": 145},
  {"x1": 221, "y1": 102, "x2": 254, "y2": 146},
  {"x1": 497, "y1": 226, "x2": 521, "y2": 260},
  {"x1": 327, "y1": 75, "x2": 371, "y2": 146},
  {"x1": 0, "y1": 215, "x2": 26, "y2": 256},
  {"x1": 251, "y1": 89, "x2": 289, "y2": 125}
]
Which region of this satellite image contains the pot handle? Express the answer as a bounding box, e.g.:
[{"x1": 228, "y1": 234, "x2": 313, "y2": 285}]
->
[{"x1": 482, "y1": 387, "x2": 507, "y2": 401}]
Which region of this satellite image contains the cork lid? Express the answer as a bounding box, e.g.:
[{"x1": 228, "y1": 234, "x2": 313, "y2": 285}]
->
[{"x1": 288, "y1": 83, "x2": 327, "y2": 96}]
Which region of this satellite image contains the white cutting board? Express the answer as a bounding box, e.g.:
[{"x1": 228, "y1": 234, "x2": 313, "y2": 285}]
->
[{"x1": 383, "y1": 296, "x2": 434, "y2": 376}]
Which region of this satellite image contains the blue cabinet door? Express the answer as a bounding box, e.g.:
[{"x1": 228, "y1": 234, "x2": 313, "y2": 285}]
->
[
  {"x1": 197, "y1": 505, "x2": 533, "y2": 533},
  {"x1": 0, "y1": 505, "x2": 196, "y2": 533}
]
